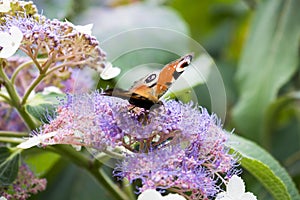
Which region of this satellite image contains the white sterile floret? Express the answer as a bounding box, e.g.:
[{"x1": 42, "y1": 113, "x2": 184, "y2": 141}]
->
[
  {"x1": 42, "y1": 86, "x2": 63, "y2": 95},
  {"x1": 137, "y1": 189, "x2": 187, "y2": 200},
  {"x1": 137, "y1": 189, "x2": 162, "y2": 200},
  {"x1": 65, "y1": 20, "x2": 94, "y2": 35},
  {"x1": 74, "y1": 24, "x2": 93, "y2": 35},
  {"x1": 0, "y1": 0, "x2": 11, "y2": 12},
  {"x1": 17, "y1": 132, "x2": 57, "y2": 149},
  {"x1": 163, "y1": 193, "x2": 186, "y2": 200},
  {"x1": 216, "y1": 175, "x2": 257, "y2": 200},
  {"x1": 0, "y1": 26, "x2": 23, "y2": 58},
  {"x1": 100, "y1": 61, "x2": 121, "y2": 80}
]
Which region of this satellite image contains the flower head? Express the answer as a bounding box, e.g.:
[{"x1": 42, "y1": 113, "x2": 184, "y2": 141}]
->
[
  {"x1": 17, "y1": 91, "x2": 239, "y2": 199},
  {"x1": 1, "y1": 12, "x2": 107, "y2": 71},
  {"x1": 0, "y1": 26, "x2": 22, "y2": 58},
  {"x1": 216, "y1": 175, "x2": 257, "y2": 200},
  {"x1": 113, "y1": 101, "x2": 238, "y2": 199}
]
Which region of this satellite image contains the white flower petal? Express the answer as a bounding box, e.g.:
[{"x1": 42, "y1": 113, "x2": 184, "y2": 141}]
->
[
  {"x1": 0, "y1": 0, "x2": 11, "y2": 12},
  {"x1": 0, "y1": 32, "x2": 11, "y2": 46},
  {"x1": 104, "y1": 61, "x2": 113, "y2": 69},
  {"x1": 100, "y1": 62, "x2": 121, "y2": 80},
  {"x1": 10, "y1": 26, "x2": 23, "y2": 44},
  {"x1": 0, "y1": 45, "x2": 18, "y2": 58},
  {"x1": 215, "y1": 192, "x2": 232, "y2": 200},
  {"x1": 74, "y1": 24, "x2": 93, "y2": 35},
  {"x1": 17, "y1": 132, "x2": 57, "y2": 149},
  {"x1": 163, "y1": 193, "x2": 186, "y2": 200},
  {"x1": 65, "y1": 20, "x2": 93, "y2": 35},
  {"x1": 137, "y1": 189, "x2": 162, "y2": 200},
  {"x1": 240, "y1": 192, "x2": 257, "y2": 200},
  {"x1": 42, "y1": 86, "x2": 63, "y2": 95},
  {"x1": 0, "y1": 26, "x2": 23, "y2": 58},
  {"x1": 216, "y1": 176, "x2": 257, "y2": 200},
  {"x1": 227, "y1": 175, "x2": 245, "y2": 198}
]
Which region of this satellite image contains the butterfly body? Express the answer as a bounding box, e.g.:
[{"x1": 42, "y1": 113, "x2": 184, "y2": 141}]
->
[{"x1": 103, "y1": 54, "x2": 193, "y2": 109}]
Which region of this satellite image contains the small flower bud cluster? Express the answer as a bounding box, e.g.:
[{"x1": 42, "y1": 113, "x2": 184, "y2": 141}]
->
[{"x1": 0, "y1": 164, "x2": 47, "y2": 200}]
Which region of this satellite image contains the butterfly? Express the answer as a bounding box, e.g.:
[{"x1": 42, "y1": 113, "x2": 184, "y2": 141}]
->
[{"x1": 103, "y1": 54, "x2": 193, "y2": 109}]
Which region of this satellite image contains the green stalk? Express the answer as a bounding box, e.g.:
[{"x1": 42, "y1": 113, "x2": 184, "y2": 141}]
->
[
  {"x1": 122, "y1": 178, "x2": 136, "y2": 200},
  {"x1": 0, "y1": 131, "x2": 28, "y2": 137},
  {"x1": 0, "y1": 92, "x2": 11, "y2": 103},
  {"x1": 21, "y1": 72, "x2": 46, "y2": 105},
  {"x1": 10, "y1": 59, "x2": 47, "y2": 84},
  {"x1": 0, "y1": 137, "x2": 25, "y2": 144},
  {"x1": 21, "y1": 55, "x2": 55, "y2": 105},
  {"x1": 0, "y1": 61, "x2": 36, "y2": 130},
  {"x1": 11, "y1": 60, "x2": 34, "y2": 84}
]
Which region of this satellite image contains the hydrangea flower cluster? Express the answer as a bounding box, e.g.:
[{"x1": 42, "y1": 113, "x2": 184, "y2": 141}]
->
[
  {"x1": 18, "y1": 91, "x2": 239, "y2": 199},
  {"x1": 0, "y1": 164, "x2": 47, "y2": 200},
  {"x1": 1, "y1": 8, "x2": 106, "y2": 71}
]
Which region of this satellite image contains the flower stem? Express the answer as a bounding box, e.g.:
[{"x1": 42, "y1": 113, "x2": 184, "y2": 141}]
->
[
  {"x1": 45, "y1": 60, "x2": 86, "y2": 76},
  {"x1": 0, "y1": 136, "x2": 25, "y2": 144},
  {"x1": 0, "y1": 60, "x2": 36, "y2": 130},
  {"x1": 47, "y1": 145, "x2": 131, "y2": 200},
  {"x1": 0, "y1": 92, "x2": 11, "y2": 104},
  {"x1": 10, "y1": 59, "x2": 46, "y2": 84},
  {"x1": 21, "y1": 54, "x2": 59, "y2": 105},
  {"x1": 0, "y1": 131, "x2": 28, "y2": 137},
  {"x1": 21, "y1": 72, "x2": 46, "y2": 105}
]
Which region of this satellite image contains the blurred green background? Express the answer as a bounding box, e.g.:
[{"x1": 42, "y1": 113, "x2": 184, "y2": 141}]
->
[{"x1": 28, "y1": 0, "x2": 300, "y2": 199}]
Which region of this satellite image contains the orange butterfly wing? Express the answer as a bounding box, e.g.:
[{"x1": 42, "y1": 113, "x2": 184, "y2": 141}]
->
[
  {"x1": 103, "y1": 54, "x2": 193, "y2": 109},
  {"x1": 155, "y1": 54, "x2": 193, "y2": 98}
]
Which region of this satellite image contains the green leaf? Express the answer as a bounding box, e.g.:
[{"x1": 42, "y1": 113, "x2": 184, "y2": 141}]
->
[
  {"x1": 0, "y1": 147, "x2": 20, "y2": 185},
  {"x1": 24, "y1": 149, "x2": 61, "y2": 176},
  {"x1": 232, "y1": 0, "x2": 300, "y2": 141},
  {"x1": 263, "y1": 92, "x2": 300, "y2": 149},
  {"x1": 170, "y1": 0, "x2": 245, "y2": 42},
  {"x1": 34, "y1": 163, "x2": 118, "y2": 200},
  {"x1": 25, "y1": 92, "x2": 65, "y2": 122},
  {"x1": 228, "y1": 134, "x2": 300, "y2": 200}
]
